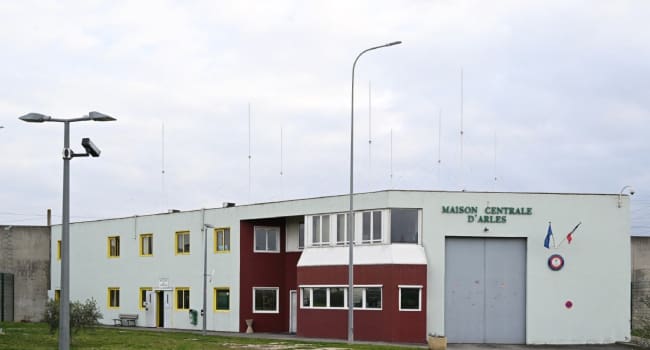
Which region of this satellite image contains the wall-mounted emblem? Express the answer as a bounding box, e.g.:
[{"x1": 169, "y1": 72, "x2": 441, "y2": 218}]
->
[{"x1": 548, "y1": 254, "x2": 564, "y2": 271}]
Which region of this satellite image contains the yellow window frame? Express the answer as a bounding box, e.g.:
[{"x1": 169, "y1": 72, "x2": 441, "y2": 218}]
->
[
  {"x1": 140, "y1": 233, "x2": 153, "y2": 256},
  {"x1": 174, "y1": 287, "x2": 190, "y2": 310},
  {"x1": 214, "y1": 287, "x2": 230, "y2": 312},
  {"x1": 214, "y1": 228, "x2": 231, "y2": 253},
  {"x1": 56, "y1": 240, "x2": 61, "y2": 260},
  {"x1": 54, "y1": 289, "x2": 60, "y2": 303},
  {"x1": 108, "y1": 287, "x2": 120, "y2": 309},
  {"x1": 175, "y1": 231, "x2": 190, "y2": 255},
  {"x1": 107, "y1": 236, "x2": 120, "y2": 258},
  {"x1": 139, "y1": 287, "x2": 152, "y2": 310}
]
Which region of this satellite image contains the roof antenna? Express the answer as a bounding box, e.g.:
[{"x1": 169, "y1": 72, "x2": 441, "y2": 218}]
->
[
  {"x1": 437, "y1": 107, "x2": 442, "y2": 187},
  {"x1": 459, "y1": 68, "x2": 465, "y2": 191},
  {"x1": 161, "y1": 121, "x2": 167, "y2": 210},
  {"x1": 368, "y1": 80, "x2": 372, "y2": 191},
  {"x1": 248, "y1": 103, "x2": 252, "y2": 203},
  {"x1": 390, "y1": 128, "x2": 393, "y2": 189},
  {"x1": 493, "y1": 130, "x2": 498, "y2": 191},
  {"x1": 280, "y1": 126, "x2": 284, "y2": 200}
]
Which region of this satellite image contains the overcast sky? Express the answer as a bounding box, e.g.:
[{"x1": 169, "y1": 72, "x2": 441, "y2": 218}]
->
[{"x1": 0, "y1": 1, "x2": 648, "y2": 234}]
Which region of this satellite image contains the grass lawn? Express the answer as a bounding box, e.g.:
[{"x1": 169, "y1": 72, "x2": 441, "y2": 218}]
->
[{"x1": 0, "y1": 323, "x2": 420, "y2": 350}]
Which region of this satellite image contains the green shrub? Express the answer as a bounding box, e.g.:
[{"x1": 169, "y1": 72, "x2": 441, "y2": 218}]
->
[{"x1": 43, "y1": 298, "x2": 103, "y2": 334}]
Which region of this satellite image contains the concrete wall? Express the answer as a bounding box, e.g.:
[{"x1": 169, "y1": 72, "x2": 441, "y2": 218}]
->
[
  {"x1": 632, "y1": 236, "x2": 650, "y2": 331},
  {"x1": 0, "y1": 225, "x2": 50, "y2": 322}
]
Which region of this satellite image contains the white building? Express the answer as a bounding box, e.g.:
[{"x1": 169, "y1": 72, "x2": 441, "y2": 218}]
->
[{"x1": 49, "y1": 190, "x2": 631, "y2": 344}]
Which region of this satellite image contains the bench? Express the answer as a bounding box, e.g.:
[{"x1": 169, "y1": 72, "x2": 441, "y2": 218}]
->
[{"x1": 113, "y1": 313, "x2": 138, "y2": 327}]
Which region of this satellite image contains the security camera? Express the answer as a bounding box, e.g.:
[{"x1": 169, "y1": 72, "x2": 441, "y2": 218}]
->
[{"x1": 81, "y1": 138, "x2": 101, "y2": 157}]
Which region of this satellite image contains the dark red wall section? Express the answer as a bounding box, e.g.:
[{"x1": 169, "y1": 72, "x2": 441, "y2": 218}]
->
[
  {"x1": 297, "y1": 264, "x2": 427, "y2": 343},
  {"x1": 239, "y1": 219, "x2": 300, "y2": 333}
]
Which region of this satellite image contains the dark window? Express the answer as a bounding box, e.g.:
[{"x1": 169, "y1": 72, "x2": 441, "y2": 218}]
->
[
  {"x1": 330, "y1": 288, "x2": 345, "y2": 307},
  {"x1": 391, "y1": 208, "x2": 419, "y2": 243},
  {"x1": 400, "y1": 288, "x2": 420, "y2": 310},
  {"x1": 313, "y1": 288, "x2": 327, "y2": 307},
  {"x1": 254, "y1": 288, "x2": 278, "y2": 312}
]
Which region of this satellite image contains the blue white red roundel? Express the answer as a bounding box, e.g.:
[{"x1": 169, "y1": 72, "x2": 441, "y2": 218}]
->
[{"x1": 548, "y1": 254, "x2": 564, "y2": 271}]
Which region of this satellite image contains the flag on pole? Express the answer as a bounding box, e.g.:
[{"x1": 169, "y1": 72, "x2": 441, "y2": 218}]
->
[
  {"x1": 544, "y1": 222, "x2": 553, "y2": 249},
  {"x1": 566, "y1": 222, "x2": 582, "y2": 244}
]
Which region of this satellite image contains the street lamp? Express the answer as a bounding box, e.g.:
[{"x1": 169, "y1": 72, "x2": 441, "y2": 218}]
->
[
  {"x1": 19, "y1": 111, "x2": 116, "y2": 350},
  {"x1": 202, "y1": 223, "x2": 214, "y2": 336},
  {"x1": 348, "y1": 41, "x2": 401, "y2": 343}
]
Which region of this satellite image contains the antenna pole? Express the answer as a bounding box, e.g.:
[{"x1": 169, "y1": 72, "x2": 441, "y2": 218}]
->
[
  {"x1": 280, "y1": 127, "x2": 284, "y2": 199},
  {"x1": 248, "y1": 103, "x2": 252, "y2": 203},
  {"x1": 161, "y1": 122, "x2": 166, "y2": 210},
  {"x1": 460, "y1": 68, "x2": 465, "y2": 190},
  {"x1": 437, "y1": 108, "x2": 442, "y2": 185},
  {"x1": 368, "y1": 80, "x2": 372, "y2": 191},
  {"x1": 390, "y1": 128, "x2": 393, "y2": 189}
]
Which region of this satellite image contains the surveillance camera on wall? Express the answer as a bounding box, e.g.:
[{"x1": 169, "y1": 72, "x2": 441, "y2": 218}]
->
[{"x1": 81, "y1": 138, "x2": 101, "y2": 157}]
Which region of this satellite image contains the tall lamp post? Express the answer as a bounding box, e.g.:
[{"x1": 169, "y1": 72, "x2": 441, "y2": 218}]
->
[
  {"x1": 348, "y1": 41, "x2": 401, "y2": 343},
  {"x1": 202, "y1": 223, "x2": 214, "y2": 336},
  {"x1": 19, "y1": 111, "x2": 116, "y2": 350}
]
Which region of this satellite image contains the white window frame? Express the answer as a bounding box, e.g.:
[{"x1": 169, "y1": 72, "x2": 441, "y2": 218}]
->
[
  {"x1": 311, "y1": 214, "x2": 331, "y2": 246},
  {"x1": 300, "y1": 285, "x2": 382, "y2": 310},
  {"x1": 253, "y1": 287, "x2": 279, "y2": 313},
  {"x1": 361, "y1": 210, "x2": 383, "y2": 243},
  {"x1": 253, "y1": 226, "x2": 280, "y2": 253},
  {"x1": 336, "y1": 213, "x2": 350, "y2": 245},
  {"x1": 398, "y1": 285, "x2": 423, "y2": 312}
]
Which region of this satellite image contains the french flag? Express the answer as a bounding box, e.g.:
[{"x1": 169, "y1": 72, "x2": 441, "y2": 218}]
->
[{"x1": 544, "y1": 222, "x2": 553, "y2": 249}]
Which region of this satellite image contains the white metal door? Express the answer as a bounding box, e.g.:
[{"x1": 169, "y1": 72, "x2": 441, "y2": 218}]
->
[
  {"x1": 289, "y1": 290, "x2": 297, "y2": 333},
  {"x1": 163, "y1": 290, "x2": 172, "y2": 328},
  {"x1": 145, "y1": 291, "x2": 156, "y2": 327}
]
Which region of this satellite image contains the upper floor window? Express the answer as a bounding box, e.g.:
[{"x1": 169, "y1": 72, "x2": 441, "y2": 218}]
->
[
  {"x1": 336, "y1": 213, "x2": 351, "y2": 244},
  {"x1": 175, "y1": 231, "x2": 190, "y2": 255},
  {"x1": 254, "y1": 226, "x2": 280, "y2": 253},
  {"x1": 214, "y1": 228, "x2": 230, "y2": 252},
  {"x1": 362, "y1": 211, "x2": 382, "y2": 243},
  {"x1": 298, "y1": 223, "x2": 305, "y2": 250},
  {"x1": 391, "y1": 208, "x2": 419, "y2": 244},
  {"x1": 56, "y1": 240, "x2": 61, "y2": 260},
  {"x1": 312, "y1": 215, "x2": 330, "y2": 246},
  {"x1": 140, "y1": 234, "x2": 153, "y2": 256},
  {"x1": 108, "y1": 236, "x2": 120, "y2": 257}
]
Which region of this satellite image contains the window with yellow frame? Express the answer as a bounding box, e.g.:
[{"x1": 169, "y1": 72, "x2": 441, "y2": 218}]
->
[
  {"x1": 107, "y1": 236, "x2": 120, "y2": 257},
  {"x1": 54, "y1": 289, "x2": 60, "y2": 303},
  {"x1": 140, "y1": 234, "x2": 153, "y2": 256},
  {"x1": 108, "y1": 287, "x2": 120, "y2": 309},
  {"x1": 175, "y1": 287, "x2": 190, "y2": 310},
  {"x1": 56, "y1": 240, "x2": 61, "y2": 260},
  {"x1": 175, "y1": 231, "x2": 190, "y2": 255},
  {"x1": 139, "y1": 287, "x2": 152, "y2": 309},
  {"x1": 214, "y1": 287, "x2": 230, "y2": 311},
  {"x1": 214, "y1": 228, "x2": 230, "y2": 253}
]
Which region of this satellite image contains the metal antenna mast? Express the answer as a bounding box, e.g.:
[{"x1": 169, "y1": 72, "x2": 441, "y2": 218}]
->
[
  {"x1": 368, "y1": 80, "x2": 372, "y2": 190},
  {"x1": 460, "y1": 68, "x2": 465, "y2": 190},
  {"x1": 248, "y1": 103, "x2": 252, "y2": 203}
]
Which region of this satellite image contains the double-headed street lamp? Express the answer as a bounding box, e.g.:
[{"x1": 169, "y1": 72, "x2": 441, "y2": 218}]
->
[
  {"x1": 348, "y1": 41, "x2": 401, "y2": 343},
  {"x1": 19, "y1": 111, "x2": 116, "y2": 350}
]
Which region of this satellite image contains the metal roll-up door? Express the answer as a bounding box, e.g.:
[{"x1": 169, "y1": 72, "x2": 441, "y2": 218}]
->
[{"x1": 445, "y1": 237, "x2": 526, "y2": 344}]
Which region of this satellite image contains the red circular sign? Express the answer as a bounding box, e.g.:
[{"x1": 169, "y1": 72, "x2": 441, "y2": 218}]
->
[
  {"x1": 565, "y1": 300, "x2": 573, "y2": 309},
  {"x1": 548, "y1": 254, "x2": 564, "y2": 271}
]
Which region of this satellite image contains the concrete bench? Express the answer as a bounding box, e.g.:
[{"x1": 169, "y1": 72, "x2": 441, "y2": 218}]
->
[{"x1": 113, "y1": 313, "x2": 138, "y2": 327}]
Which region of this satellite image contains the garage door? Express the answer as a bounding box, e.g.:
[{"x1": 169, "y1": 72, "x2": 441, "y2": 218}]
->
[{"x1": 444, "y1": 237, "x2": 526, "y2": 343}]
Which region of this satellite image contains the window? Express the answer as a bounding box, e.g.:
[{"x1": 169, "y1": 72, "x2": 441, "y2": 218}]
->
[
  {"x1": 108, "y1": 236, "x2": 120, "y2": 257},
  {"x1": 336, "y1": 213, "x2": 351, "y2": 244},
  {"x1": 301, "y1": 286, "x2": 376, "y2": 309},
  {"x1": 139, "y1": 287, "x2": 152, "y2": 309},
  {"x1": 56, "y1": 240, "x2": 61, "y2": 260},
  {"x1": 175, "y1": 287, "x2": 190, "y2": 310},
  {"x1": 108, "y1": 287, "x2": 120, "y2": 309},
  {"x1": 54, "y1": 289, "x2": 60, "y2": 303},
  {"x1": 214, "y1": 228, "x2": 230, "y2": 252},
  {"x1": 361, "y1": 211, "x2": 382, "y2": 242},
  {"x1": 214, "y1": 288, "x2": 230, "y2": 311},
  {"x1": 399, "y1": 286, "x2": 422, "y2": 311},
  {"x1": 253, "y1": 287, "x2": 279, "y2": 313},
  {"x1": 312, "y1": 215, "x2": 330, "y2": 245},
  {"x1": 175, "y1": 231, "x2": 190, "y2": 254},
  {"x1": 391, "y1": 209, "x2": 419, "y2": 244},
  {"x1": 352, "y1": 287, "x2": 382, "y2": 309},
  {"x1": 140, "y1": 234, "x2": 153, "y2": 256},
  {"x1": 298, "y1": 223, "x2": 305, "y2": 250},
  {"x1": 254, "y1": 226, "x2": 280, "y2": 253}
]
